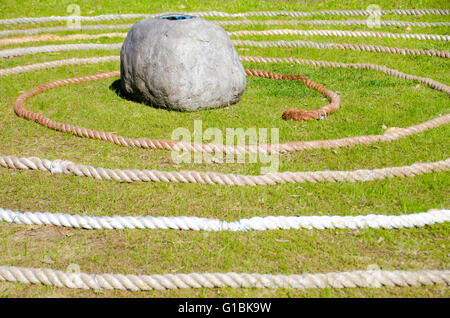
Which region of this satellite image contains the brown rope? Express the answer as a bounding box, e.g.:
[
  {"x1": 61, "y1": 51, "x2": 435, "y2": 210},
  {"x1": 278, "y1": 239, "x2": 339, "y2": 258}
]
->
[
  {"x1": 244, "y1": 69, "x2": 340, "y2": 121},
  {"x1": 13, "y1": 69, "x2": 339, "y2": 153},
  {"x1": 13, "y1": 68, "x2": 449, "y2": 155}
]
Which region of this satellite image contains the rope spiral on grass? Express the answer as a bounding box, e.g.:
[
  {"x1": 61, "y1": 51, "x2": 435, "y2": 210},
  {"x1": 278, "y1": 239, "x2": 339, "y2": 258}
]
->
[
  {"x1": 12, "y1": 68, "x2": 341, "y2": 146},
  {"x1": 1, "y1": 9, "x2": 449, "y2": 292},
  {"x1": 8, "y1": 57, "x2": 450, "y2": 154}
]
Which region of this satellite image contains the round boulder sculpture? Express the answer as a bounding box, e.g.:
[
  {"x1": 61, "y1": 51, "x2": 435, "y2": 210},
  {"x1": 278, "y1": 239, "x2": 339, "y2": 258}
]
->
[{"x1": 120, "y1": 14, "x2": 247, "y2": 111}]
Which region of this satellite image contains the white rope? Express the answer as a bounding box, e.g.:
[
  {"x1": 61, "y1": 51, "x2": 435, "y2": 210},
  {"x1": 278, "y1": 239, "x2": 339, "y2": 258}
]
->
[
  {"x1": 1, "y1": 155, "x2": 449, "y2": 186},
  {"x1": 0, "y1": 24, "x2": 134, "y2": 37},
  {"x1": 0, "y1": 9, "x2": 448, "y2": 24},
  {"x1": 235, "y1": 40, "x2": 450, "y2": 58},
  {"x1": 0, "y1": 43, "x2": 122, "y2": 58},
  {"x1": 2, "y1": 36, "x2": 448, "y2": 60},
  {"x1": 0, "y1": 266, "x2": 448, "y2": 290},
  {"x1": 2, "y1": 55, "x2": 450, "y2": 99},
  {"x1": 2, "y1": 20, "x2": 449, "y2": 37},
  {"x1": 1, "y1": 9, "x2": 449, "y2": 293},
  {"x1": 0, "y1": 32, "x2": 128, "y2": 46},
  {"x1": 2, "y1": 38, "x2": 448, "y2": 60},
  {"x1": 230, "y1": 29, "x2": 450, "y2": 41},
  {"x1": 219, "y1": 19, "x2": 450, "y2": 27},
  {"x1": 0, "y1": 56, "x2": 120, "y2": 76},
  {"x1": 1, "y1": 207, "x2": 448, "y2": 231}
]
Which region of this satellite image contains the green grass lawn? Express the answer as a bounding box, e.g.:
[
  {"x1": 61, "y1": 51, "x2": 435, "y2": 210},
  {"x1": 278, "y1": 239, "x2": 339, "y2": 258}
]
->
[{"x1": 0, "y1": 0, "x2": 449, "y2": 297}]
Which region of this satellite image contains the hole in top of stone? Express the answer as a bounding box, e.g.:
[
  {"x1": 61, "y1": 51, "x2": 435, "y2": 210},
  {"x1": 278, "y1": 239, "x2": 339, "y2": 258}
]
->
[{"x1": 160, "y1": 15, "x2": 195, "y2": 21}]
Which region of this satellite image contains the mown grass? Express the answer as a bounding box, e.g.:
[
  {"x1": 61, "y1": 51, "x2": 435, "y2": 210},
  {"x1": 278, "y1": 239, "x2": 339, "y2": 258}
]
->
[{"x1": 0, "y1": 0, "x2": 449, "y2": 297}]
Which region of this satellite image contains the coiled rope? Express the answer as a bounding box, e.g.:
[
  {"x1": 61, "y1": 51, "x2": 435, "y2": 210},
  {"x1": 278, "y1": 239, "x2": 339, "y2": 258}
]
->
[
  {"x1": 7, "y1": 57, "x2": 450, "y2": 154},
  {"x1": 1, "y1": 9, "x2": 449, "y2": 292}
]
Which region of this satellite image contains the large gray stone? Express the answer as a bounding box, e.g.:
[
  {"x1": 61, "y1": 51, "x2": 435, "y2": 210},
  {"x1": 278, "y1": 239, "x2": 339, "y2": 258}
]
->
[{"x1": 120, "y1": 14, "x2": 246, "y2": 111}]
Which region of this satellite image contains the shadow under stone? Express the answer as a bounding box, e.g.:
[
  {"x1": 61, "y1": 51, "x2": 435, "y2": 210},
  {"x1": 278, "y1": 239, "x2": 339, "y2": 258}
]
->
[
  {"x1": 109, "y1": 79, "x2": 134, "y2": 102},
  {"x1": 109, "y1": 79, "x2": 241, "y2": 112},
  {"x1": 108, "y1": 79, "x2": 189, "y2": 112}
]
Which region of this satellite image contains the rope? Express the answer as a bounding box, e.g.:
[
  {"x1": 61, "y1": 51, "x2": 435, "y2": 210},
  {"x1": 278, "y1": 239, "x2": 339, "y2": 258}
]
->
[
  {"x1": 11, "y1": 25, "x2": 445, "y2": 45},
  {"x1": 235, "y1": 40, "x2": 450, "y2": 59},
  {"x1": 0, "y1": 266, "x2": 448, "y2": 291},
  {"x1": 3, "y1": 30, "x2": 450, "y2": 45},
  {"x1": 13, "y1": 69, "x2": 340, "y2": 143},
  {"x1": 0, "y1": 24, "x2": 134, "y2": 37},
  {"x1": 230, "y1": 29, "x2": 450, "y2": 41},
  {"x1": 0, "y1": 56, "x2": 120, "y2": 76},
  {"x1": 2, "y1": 19, "x2": 449, "y2": 37},
  {"x1": 1, "y1": 9, "x2": 449, "y2": 293},
  {"x1": 9, "y1": 61, "x2": 450, "y2": 153},
  {"x1": 1, "y1": 155, "x2": 448, "y2": 185},
  {"x1": 217, "y1": 19, "x2": 450, "y2": 27},
  {"x1": 0, "y1": 43, "x2": 123, "y2": 58},
  {"x1": 1, "y1": 207, "x2": 448, "y2": 231},
  {"x1": 2, "y1": 35, "x2": 448, "y2": 59},
  {"x1": 1, "y1": 8, "x2": 448, "y2": 25},
  {"x1": 0, "y1": 32, "x2": 127, "y2": 46}
]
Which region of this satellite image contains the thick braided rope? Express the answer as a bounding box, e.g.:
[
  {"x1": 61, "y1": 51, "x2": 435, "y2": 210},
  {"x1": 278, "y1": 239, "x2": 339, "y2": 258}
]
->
[
  {"x1": 12, "y1": 69, "x2": 340, "y2": 151},
  {"x1": 0, "y1": 43, "x2": 123, "y2": 58},
  {"x1": 3, "y1": 40, "x2": 448, "y2": 60},
  {"x1": 246, "y1": 69, "x2": 340, "y2": 121},
  {"x1": 0, "y1": 266, "x2": 448, "y2": 291},
  {"x1": 218, "y1": 19, "x2": 450, "y2": 27},
  {"x1": 9, "y1": 59, "x2": 450, "y2": 153},
  {"x1": 195, "y1": 9, "x2": 450, "y2": 17},
  {"x1": 1, "y1": 10, "x2": 449, "y2": 293},
  {"x1": 1, "y1": 207, "x2": 448, "y2": 231},
  {"x1": 234, "y1": 39, "x2": 450, "y2": 59},
  {"x1": 0, "y1": 24, "x2": 135, "y2": 37},
  {"x1": 1, "y1": 9, "x2": 449, "y2": 25},
  {"x1": 1, "y1": 155, "x2": 448, "y2": 186},
  {"x1": 2, "y1": 54, "x2": 449, "y2": 91},
  {"x1": 0, "y1": 32, "x2": 127, "y2": 46},
  {"x1": 241, "y1": 56, "x2": 450, "y2": 95},
  {"x1": 2, "y1": 36, "x2": 448, "y2": 59},
  {"x1": 230, "y1": 29, "x2": 450, "y2": 41},
  {"x1": 2, "y1": 19, "x2": 449, "y2": 37},
  {"x1": 4, "y1": 29, "x2": 450, "y2": 45},
  {"x1": 0, "y1": 56, "x2": 121, "y2": 76}
]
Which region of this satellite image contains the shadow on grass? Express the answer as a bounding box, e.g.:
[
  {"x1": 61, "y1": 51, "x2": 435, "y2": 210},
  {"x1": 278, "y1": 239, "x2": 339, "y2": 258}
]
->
[
  {"x1": 109, "y1": 79, "x2": 182, "y2": 112},
  {"x1": 109, "y1": 79, "x2": 139, "y2": 103},
  {"x1": 109, "y1": 78, "x2": 242, "y2": 113}
]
